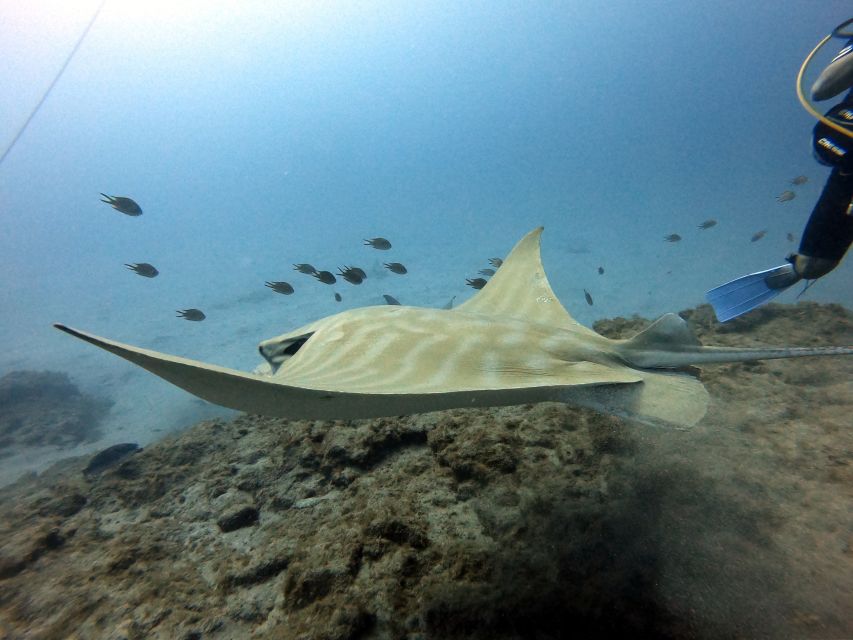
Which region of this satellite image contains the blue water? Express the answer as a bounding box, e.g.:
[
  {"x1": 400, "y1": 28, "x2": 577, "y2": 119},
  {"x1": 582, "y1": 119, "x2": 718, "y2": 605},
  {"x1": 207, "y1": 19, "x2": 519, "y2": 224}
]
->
[{"x1": 0, "y1": 1, "x2": 851, "y2": 478}]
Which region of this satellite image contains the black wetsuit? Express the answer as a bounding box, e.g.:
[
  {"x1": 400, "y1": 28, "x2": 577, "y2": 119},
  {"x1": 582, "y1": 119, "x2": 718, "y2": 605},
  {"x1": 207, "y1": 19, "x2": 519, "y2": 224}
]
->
[{"x1": 800, "y1": 87, "x2": 853, "y2": 268}]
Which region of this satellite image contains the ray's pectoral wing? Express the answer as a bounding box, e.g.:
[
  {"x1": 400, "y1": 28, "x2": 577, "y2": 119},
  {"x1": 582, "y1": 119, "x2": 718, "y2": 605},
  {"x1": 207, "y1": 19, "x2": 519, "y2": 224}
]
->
[
  {"x1": 55, "y1": 323, "x2": 488, "y2": 420},
  {"x1": 53, "y1": 324, "x2": 338, "y2": 417},
  {"x1": 568, "y1": 368, "x2": 709, "y2": 429}
]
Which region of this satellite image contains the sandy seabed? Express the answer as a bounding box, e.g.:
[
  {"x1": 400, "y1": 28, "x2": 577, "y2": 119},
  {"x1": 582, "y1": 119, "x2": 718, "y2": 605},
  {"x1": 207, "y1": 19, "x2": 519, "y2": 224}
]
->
[{"x1": 0, "y1": 302, "x2": 851, "y2": 640}]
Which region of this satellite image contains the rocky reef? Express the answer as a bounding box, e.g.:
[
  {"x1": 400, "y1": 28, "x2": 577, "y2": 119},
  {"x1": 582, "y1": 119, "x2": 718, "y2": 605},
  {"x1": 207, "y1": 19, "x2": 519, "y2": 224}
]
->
[
  {"x1": 0, "y1": 370, "x2": 110, "y2": 455},
  {"x1": 0, "y1": 302, "x2": 850, "y2": 639}
]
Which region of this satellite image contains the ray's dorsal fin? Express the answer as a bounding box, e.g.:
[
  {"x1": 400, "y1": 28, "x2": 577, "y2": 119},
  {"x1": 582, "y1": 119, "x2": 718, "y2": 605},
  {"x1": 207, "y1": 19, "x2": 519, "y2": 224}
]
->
[
  {"x1": 614, "y1": 313, "x2": 702, "y2": 368},
  {"x1": 455, "y1": 227, "x2": 599, "y2": 336},
  {"x1": 624, "y1": 313, "x2": 700, "y2": 351},
  {"x1": 618, "y1": 312, "x2": 853, "y2": 369}
]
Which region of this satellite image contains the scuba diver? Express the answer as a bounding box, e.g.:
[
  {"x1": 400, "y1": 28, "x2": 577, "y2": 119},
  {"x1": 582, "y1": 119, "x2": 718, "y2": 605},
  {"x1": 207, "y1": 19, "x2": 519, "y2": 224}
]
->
[{"x1": 706, "y1": 18, "x2": 853, "y2": 322}]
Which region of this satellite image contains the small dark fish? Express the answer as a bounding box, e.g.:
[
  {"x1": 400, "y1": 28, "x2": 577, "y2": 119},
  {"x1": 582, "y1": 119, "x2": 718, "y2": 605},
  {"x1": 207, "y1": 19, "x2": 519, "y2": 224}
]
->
[
  {"x1": 442, "y1": 295, "x2": 456, "y2": 310},
  {"x1": 698, "y1": 219, "x2": 717, "y2": 230},
  {"x1": 100, "y1": 193, "x2": 142, "y2": 216},
  {"x1": 478, "y1": 268, "x2": 495, "y2": 277},
  {"x1": 584, "y1": 289, "x2": 593, "y2": 306},
  {"x1": 83, "y1": 443, "x2": 140, "y2": 476},
  {"x1": 777, "y1": 190, "x2": 796, "y2": 203},
  {"x1": 789, "y1": 175, "x2": 808, "y2": 186},
  {"x1": 466, "y1": 278, "x2": 487, "y2": 290},
  {"x1": 350, "y1": 267, "x2": 367, "y2": 279},
  {"x1": 364, "y1": 237, "x2": 392, "y2": 250},
  {"x1": 125, "y1": 262, "x2": 158, "y2": 278},
  {"x1": 664, "y1": 234, "x2": 682, "y2": 242},
  {"x1": 177, "y1": 308, "x2": 206, "y2": 321},
  {"x1": 293, "y1": 263, "x2": 317, "y2": 275},
  {"x1": 597, "y1": 266, "x2": 604, "y2": 275},
  {"x1": 313, "y1": 270, "x2": 337, "y2": 285},
  {"x1": 334, "y1": 292, "x2": 342, "y2": 302},
  {"x1": 488, "y1": 257, "x2": 503, "y2": 268},
  {"x1": 751, "y1": 229, "x2": 767, "y2": 242},
  {"x1": 787, "y1": 232, "x2": 795, "y2": 242},
  {"x1": 265, "y1": 281, "x2": 294, "y2": 295},
  {"x1": 337, "y1": 266, "x2": 363, "y2": 285},
  {"x1": 384, "y1": 262, "x2": 407, "y2": 274},
  {"x1": 383, "y1": 294, "x2": 401, "y2": 305}
]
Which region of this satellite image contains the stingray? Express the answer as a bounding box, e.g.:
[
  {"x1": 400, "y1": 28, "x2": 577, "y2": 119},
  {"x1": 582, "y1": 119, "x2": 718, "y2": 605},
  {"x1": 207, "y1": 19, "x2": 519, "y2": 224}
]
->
[{"x1": 54, "y1": 228, "x2": 853, "y2": 429}]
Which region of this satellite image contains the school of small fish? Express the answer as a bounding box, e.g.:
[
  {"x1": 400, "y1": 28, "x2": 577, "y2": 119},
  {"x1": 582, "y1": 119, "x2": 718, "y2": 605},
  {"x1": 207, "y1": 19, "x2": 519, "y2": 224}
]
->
[
  {"x1": 652, "y1": 174, "x2": 808, "y2": 263},
  {"x1": 99, "y1": 172, "x2": 811, "y2": 321},
  {"x1": 776, "y1": 175, "x2": 809, "y2": 203},
  {"x1": 99, "y1": 189, "x2": 423, "y2": 317},
  {"x1": 464, "y1": 256, "x2": 505, "y2": 291}
]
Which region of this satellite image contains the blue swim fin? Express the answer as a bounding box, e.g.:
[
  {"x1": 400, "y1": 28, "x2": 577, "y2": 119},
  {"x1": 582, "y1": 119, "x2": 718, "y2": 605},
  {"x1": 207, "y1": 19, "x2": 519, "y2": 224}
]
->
[{"x1": 705, "y1": 263, "x2": 799, "y2": 322}]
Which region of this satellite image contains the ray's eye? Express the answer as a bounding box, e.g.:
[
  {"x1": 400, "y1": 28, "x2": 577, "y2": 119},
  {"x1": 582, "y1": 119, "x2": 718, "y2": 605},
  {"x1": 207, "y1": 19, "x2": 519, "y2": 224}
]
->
[{"x1": 259, "y1": 333, "x2": 314, "y2": 368}]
